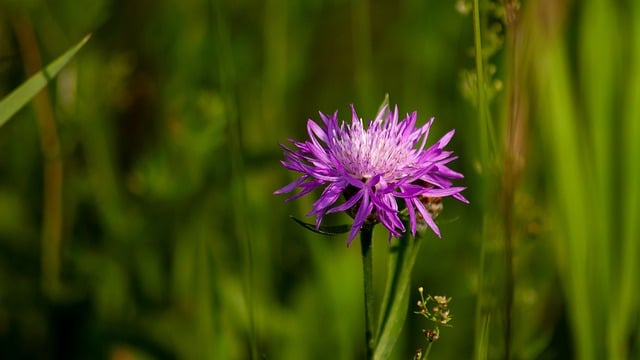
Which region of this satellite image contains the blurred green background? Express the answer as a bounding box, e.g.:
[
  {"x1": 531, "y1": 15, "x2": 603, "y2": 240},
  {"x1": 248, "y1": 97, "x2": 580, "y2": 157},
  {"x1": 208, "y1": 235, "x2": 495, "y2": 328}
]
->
[{"x1": 1, "y1": 0, "x2": 639, "y2": 359}]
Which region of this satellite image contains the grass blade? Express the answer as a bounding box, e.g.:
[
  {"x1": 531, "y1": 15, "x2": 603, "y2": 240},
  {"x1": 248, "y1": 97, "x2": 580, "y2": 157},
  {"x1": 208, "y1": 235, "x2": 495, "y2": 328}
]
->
[
  {"x1": 616, "y1": 1, "x2": 640, "y2": 357},
  {"x1": 0, "y1": 34, "x2": 91, "y2": 128},
  {"x1": 374, "y1": 231, "x2": 422, "y2": 360}
]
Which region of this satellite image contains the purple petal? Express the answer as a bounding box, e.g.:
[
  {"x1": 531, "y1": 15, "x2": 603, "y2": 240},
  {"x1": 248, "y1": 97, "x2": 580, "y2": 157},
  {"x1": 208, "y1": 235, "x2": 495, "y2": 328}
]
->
[
  {"x1": 453, "y1": 192, "x2": 470, "y2": 203},
  {"x1": 418, "y1": 186, "x2": 467, "y2": 197},
  {"x1": 273, "y1": 175, "x2": 308, "y2": 195},
  {"x1": 308, "y1": 182, "x2": 347, "y2": 216},
  {"x1": 413, "y1": 197, "x2": 441, "y2": 237},
  {"x1": 404, "y1": 197, "x2": 418, "y2": 236},
  {"x1": 346, "y1": 191, "x2": 373, "y2": 246},
  {"x1": 285, "y1": 181, "x2": 322, "y2": 201},
  {"x1": 392, "y1": 184, "x2": 427, "y2": 198},
  {"x1": 435, "y1": 129, "x2": 455, "y2": 149},
  {"x1": 327, "y1": 187, "x2": 364, "y2": 214}
]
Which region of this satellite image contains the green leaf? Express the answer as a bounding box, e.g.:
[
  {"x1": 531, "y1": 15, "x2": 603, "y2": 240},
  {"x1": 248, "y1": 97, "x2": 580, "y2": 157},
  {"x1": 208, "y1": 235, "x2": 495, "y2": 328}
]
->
[
  {"x1": 289, "y1": 216, "x2": 351, "y2": 236},
  {"x1": 374, "y1": 231, "x2": 423, "y2": 360},
  {"x1": 0, "y1": 34, "x2": 92, "y2": 128}
]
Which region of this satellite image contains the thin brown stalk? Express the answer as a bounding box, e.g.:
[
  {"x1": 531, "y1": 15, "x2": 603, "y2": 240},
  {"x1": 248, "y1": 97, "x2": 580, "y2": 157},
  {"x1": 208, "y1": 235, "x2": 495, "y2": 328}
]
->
[{"x1": 12, "y1": 15, "x2": 64, "y2": 296}]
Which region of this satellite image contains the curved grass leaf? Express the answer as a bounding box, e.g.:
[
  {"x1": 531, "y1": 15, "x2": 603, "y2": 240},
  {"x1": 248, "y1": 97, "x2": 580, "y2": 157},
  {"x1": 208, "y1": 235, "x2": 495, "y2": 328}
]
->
[
  {"x1": 289, "y1": 216, "x2": 351, "y2": 236},
  {"x1": 0, "y1": 34, "x2": 91, "y2": 128}
]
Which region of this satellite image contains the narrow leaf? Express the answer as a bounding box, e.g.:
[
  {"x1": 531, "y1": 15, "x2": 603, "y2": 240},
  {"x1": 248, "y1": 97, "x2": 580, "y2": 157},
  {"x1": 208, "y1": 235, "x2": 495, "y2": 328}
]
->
[
  {"x1": 374, "y1": 231, "x2": 423, "y2": 360},
  {"x1": 289, "y1": 216, "x2": 351, "y2": 236},
  {"x1": 0, "y1": 34, "x2": 92, "y2": 128}
]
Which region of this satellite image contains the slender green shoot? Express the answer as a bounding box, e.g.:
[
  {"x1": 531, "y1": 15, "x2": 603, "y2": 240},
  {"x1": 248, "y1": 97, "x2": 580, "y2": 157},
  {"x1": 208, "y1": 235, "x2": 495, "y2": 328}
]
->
[
  {"x1": 0, "y1": 34, "x2": 91, "y2": 128},
  {"x1": 374, "y1": 231, "x2": 423, "y2": 360}
]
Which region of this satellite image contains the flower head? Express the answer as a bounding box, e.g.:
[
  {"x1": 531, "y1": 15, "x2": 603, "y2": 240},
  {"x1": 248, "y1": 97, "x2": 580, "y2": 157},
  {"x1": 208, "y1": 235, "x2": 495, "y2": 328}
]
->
[{"x1": 275, "y1": 104, "x2": 468, "y2": 245}]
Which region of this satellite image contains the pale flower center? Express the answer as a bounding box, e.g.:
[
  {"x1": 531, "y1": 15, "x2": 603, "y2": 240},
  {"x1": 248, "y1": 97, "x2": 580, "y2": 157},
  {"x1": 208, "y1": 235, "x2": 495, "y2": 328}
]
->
[{"x1": 332, "y1": 118, "x2": 416, "y2": 182}]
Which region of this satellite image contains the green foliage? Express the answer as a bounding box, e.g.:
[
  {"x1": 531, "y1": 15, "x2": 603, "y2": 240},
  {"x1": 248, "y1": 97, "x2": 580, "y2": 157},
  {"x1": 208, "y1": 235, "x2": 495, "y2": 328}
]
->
[
  {"x1": 374, "y1": 231, "x2": 422, "y2": 360},
  {"x1": 0, "y1": 0, "x2": 638, "y2": 359}
]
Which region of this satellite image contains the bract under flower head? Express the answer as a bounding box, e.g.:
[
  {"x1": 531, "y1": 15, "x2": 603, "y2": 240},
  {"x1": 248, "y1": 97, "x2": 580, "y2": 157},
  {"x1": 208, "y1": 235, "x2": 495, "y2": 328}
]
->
[{"x1": 275, "y1": 104, "x2": 468, "y2": 245}]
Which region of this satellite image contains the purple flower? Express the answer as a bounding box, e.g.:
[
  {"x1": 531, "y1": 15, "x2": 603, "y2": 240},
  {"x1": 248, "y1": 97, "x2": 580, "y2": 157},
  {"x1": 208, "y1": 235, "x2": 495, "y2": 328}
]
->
[{"x1": 275, "y1": 104, "x2": 468, "y2": 245}]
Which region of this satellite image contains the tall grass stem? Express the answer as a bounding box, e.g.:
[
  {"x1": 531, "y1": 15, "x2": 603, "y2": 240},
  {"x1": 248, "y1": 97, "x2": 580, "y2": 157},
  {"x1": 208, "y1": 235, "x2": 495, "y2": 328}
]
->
[
  {"x1": 212, "y1": 1, "x2": 258, "y2": 358},
  {"x1": 471, "y1": 0, "x2": 494, "y2": 358},
  {"x1": 12, "y1": 15, "x2": 63, "y2": 297}
]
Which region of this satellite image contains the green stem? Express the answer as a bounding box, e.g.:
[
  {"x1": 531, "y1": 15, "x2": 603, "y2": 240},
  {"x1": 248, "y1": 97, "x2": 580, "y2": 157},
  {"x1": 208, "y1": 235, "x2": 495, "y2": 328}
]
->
[
  {"x1": 211, "y1": 1, "x2": 257, "y2": 358},
  {"x1": 472, "y1": 0, "x2": 490, "y2": 166},
  {"x1": 471, "y1": 0, "x2": 492, "y2": 359},
  {"x1": 422, "y1": 342, "x2": 433, "y2": 360},
  {"x1": 361, "y1": 224, "x2": 375, "y2": 359}
]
